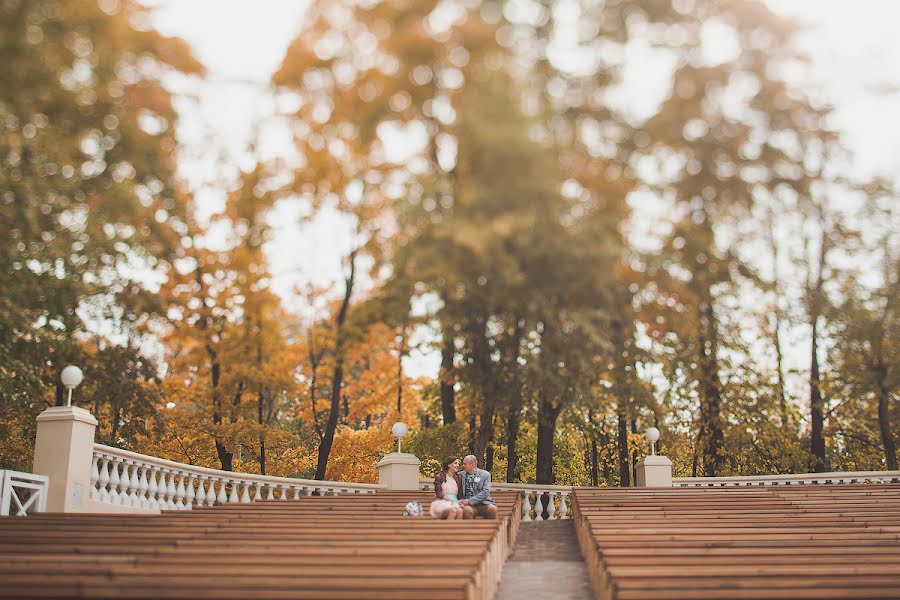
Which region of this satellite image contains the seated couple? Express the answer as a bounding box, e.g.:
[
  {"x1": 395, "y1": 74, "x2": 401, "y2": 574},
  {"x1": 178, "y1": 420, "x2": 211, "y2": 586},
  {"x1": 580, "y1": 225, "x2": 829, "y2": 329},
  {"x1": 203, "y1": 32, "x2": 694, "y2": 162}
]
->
[{"x1": 430, "y1": 454, "x2": 498, "y2": 520}]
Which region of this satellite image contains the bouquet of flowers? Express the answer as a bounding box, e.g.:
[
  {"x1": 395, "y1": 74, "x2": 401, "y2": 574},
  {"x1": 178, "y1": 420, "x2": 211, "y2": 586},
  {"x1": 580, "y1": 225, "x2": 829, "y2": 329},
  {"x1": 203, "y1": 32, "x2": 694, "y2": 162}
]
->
[{"x1": 403, "y1": 501, "x2": 424, "y2": 517}]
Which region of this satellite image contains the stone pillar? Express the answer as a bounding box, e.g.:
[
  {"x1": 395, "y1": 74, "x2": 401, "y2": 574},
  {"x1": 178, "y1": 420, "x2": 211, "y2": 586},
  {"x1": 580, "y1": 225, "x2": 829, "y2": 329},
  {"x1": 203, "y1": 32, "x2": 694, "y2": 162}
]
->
[
  {"x1": 376, "y1": 452, "x2": 421, "y2": 490},
  {"x1": 636, "y1": 455, "x2": 673, "y2": 487},
  {"x1": 32, "y1": 406, "x2": 98, "y2": 512}
]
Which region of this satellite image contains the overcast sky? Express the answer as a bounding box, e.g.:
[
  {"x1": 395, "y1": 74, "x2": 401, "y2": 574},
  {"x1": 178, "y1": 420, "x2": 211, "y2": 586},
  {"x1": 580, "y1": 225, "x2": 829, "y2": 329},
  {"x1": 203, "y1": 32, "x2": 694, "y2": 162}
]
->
[{"x1": 150, "y1": 0, "x2": 900, "y2": 378}]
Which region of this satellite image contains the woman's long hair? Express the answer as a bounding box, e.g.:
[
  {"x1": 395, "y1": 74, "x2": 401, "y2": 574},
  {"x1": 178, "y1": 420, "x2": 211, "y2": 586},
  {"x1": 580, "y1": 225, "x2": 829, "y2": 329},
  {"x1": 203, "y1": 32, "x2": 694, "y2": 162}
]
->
[{"x1": 442, "y1": 455, "x2": 459, "y2": 473}]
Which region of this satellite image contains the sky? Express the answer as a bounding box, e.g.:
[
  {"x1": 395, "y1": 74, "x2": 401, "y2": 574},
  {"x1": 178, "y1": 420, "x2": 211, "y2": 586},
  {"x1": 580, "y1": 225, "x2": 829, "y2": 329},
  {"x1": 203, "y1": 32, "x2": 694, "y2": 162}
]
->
[{"x1": 149, "y1": 0, "x2": 900, "y2": 379}]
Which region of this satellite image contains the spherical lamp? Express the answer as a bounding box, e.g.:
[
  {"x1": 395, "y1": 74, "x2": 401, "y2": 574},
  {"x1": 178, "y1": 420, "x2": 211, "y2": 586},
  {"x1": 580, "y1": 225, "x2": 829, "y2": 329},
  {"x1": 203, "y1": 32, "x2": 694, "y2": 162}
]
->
[
  {"x1": 60, "y1": 365, "x2": 84, "y2": 407},
  {"x1": 645, "y1": 427, "x2": 660, "y2": 456},
  {"x1": 391, "y1": 421, "x2": 409, "y2": 453}
]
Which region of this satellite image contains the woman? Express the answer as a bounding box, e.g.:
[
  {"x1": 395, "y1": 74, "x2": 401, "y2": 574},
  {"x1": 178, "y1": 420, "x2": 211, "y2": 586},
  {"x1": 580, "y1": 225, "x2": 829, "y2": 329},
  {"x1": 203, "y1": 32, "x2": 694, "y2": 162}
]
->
[{"x1": 430, "y1": 455, "x2": 464, "y2": 519}]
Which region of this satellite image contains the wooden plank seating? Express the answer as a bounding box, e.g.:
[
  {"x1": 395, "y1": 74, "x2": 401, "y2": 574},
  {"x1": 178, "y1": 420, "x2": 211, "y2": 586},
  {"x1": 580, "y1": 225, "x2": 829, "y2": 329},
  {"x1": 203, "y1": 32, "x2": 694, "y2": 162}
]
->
[
  {"x1": 0, "y1": 489, "x2": 520, "y2": 600},
  {"x1": 572, "y1": 484, "x2": 900, "y2": 600}
]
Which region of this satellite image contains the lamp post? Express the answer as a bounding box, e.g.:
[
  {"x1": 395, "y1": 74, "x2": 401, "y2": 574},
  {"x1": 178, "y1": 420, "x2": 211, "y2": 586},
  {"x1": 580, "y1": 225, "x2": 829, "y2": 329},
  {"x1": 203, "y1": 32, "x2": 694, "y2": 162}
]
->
[
  {"x1": 391, "y1": 421, "x2": 408, "y2": 453},
  {"x1": 60, "y1": 365, "x2": 84, "y2": 407},
  {"x1": 645, "y1": 427, "x2": 660, "y2": 456}
]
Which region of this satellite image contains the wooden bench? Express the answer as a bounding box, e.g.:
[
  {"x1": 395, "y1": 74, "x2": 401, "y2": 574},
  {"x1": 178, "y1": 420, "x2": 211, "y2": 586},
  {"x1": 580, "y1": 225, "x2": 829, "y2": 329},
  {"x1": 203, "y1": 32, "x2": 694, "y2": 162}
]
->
[
  {"x1": 573, "y1": 485, "x2": 900, "y2": 599},
  {"x1": 0, "y1": 489, "x2": 521, "y2": 599}
]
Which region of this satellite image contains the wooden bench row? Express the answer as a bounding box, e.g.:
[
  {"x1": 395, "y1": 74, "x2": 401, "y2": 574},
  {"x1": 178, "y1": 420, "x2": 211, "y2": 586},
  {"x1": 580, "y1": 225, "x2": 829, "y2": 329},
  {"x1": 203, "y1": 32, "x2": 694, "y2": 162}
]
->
[
  {"x1": 573, "y1": 485, "x2": 900, "y2": 600},
  {"x1": 0, "y1": 490, "x2": 521, "y2": 599}
]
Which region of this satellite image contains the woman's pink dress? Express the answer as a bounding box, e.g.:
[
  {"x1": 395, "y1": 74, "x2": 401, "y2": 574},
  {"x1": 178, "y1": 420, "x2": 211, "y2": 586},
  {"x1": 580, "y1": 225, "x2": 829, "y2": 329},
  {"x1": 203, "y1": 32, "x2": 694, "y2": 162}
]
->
[{"x1": 429, "y1": 476, "x2": 461, "y2": 518}]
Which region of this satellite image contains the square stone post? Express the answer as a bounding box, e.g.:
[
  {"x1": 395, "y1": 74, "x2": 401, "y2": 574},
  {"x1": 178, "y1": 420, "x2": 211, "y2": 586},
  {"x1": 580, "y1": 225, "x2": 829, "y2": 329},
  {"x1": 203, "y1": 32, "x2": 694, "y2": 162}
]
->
[
  {"x1": 636, "y1": 455, "x2": 673, "y2": 487},
  {"x1": 376, "y1": 452, "x2": 421, "y2": 490},
  {"x1": 32, "y1": 406, "x2": 98, "y2": 512}
]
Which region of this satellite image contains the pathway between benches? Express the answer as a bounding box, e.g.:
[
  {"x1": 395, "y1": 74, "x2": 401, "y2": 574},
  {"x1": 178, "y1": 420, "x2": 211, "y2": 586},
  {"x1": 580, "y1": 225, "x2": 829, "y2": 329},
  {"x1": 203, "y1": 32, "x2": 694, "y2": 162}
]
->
[{"x1": 494, "y1": 520, "x2": 594, "y2": 600}]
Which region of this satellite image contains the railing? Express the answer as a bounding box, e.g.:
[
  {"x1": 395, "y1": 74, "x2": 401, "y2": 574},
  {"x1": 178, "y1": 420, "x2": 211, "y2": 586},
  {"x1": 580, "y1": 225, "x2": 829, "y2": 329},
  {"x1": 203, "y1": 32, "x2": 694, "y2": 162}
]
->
[
  {"x1": 92, "y1": 444, "x2": 384, "y2": 511},
  {"x1": 0, "y1": 470, "x2": 48, "y2": 516},
  {"x1": 419, "y1": 478, "x2": 574, "y2": 520},
  {"x1": 674, "y1": 470, "x2": 900, "y2": 487}
]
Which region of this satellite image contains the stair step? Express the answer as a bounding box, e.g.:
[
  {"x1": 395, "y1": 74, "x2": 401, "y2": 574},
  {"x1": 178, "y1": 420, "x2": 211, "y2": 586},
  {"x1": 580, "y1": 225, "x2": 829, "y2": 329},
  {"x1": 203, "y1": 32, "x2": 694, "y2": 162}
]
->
[{"x1": 496, "y1": 521, "x2": 594, "y2": 600}]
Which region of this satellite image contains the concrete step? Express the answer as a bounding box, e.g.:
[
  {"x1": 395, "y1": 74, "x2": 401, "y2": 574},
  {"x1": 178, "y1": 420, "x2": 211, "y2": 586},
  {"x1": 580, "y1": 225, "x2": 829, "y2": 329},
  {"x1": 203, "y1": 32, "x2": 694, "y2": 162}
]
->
[
  {"x1": 510, "y1": 520, "x2": 584, "y2": 561},
  {"x1": 495, "y1": 561, "x2": 594, "y2": 600},
  {"x1": 496, "y1": 521, "x2": 594, "y2": 600}
]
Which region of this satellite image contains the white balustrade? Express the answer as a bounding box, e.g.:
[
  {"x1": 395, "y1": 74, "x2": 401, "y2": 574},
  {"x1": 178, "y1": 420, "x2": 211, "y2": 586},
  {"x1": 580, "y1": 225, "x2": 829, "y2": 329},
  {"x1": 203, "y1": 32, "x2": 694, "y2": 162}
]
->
[
  {"x1": 0, "y1": 470, "x2": 48, "y2": 516},
  {"x1": 674, "y1": 470, "x2": 900, "y2": 487},
  {"x1": 91, "y1": 444, "x2": 383, "y2": 511},
  {"x1": 418, "y1": 479, "x2": 575, "y2": 520}
]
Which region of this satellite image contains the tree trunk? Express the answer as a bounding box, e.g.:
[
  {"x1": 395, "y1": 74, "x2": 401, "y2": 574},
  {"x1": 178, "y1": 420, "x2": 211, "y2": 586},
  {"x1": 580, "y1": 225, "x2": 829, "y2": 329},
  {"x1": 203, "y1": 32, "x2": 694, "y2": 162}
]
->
[
  {"x1": 807, "y1": 207, "x2": 830, "y2": 473},
  {"x1": 258, "y1": 387, "x2": 267, "y2": 475},
  {"x1": 315, "y1": 249, "x2": 356, "y2": 480},
  {"x1": 208, "y1": 349, "x2": 234, "y2": 472},
  {"x1": 599, "y1": 429, "x2": 611, "y2": 486},
  {"x1": 55, "y1": 378, "x2": 65, "y2": 407},
  {"x1": 767, "y1": 211, "x2": 789, "y2": 422},
  {"x1": 874, "y1": 358, "x2": 898, "y2": 470},
  {"x1": 475, "y1": 395, "x2": 494, "y2": 468},
  {"x1": 773, "y1": 315, "x2": 789, "y2": 421},
  {"x1": 505, "y1": 393, "x2": 522, "y2": 483},
  {"x1": 439, "y1": 336, "x2": 457, "y2": 424},
  {"x1": 111, "y1": 405, "x2": 121, "y2": 444},
  {"x1": 617, "y1": 412, "x2": 630, "y2": 487},
  {"x1": 307, "y1": 332, "x2": 324, "y2": 442},
  {"x1": 697, "y1": 297, "x2": 725, "y2": 477},
  {"x1": 589, "y1": 412, "x2": 599, "y2": 487},
  {"x1": 535, "y1": 392, "x2": 561, "y2": 485},
  {"x1": 396, "y1": 329, "x2": 405, "y2": 414},
  {"x1": 809, "y1": 316, "x2": 827, "y2": 472},
  {"x1": 630, "y1": 418, "x2": 639, "y2": 486}
]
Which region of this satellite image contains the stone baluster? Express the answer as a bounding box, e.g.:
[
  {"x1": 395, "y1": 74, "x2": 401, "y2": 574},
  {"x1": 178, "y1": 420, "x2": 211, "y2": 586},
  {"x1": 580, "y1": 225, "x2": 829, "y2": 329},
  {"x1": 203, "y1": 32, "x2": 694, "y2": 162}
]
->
[
  {"x1": 208, "y1": 478, "x2": 219, "y2": 506},
  {"x1": 226, "y1": 479, "x2": 239, "y2": 503},
  {"x1": 115, "y1": 460, "x2": 129, "y2": 505},
  {"x1": 240, "y1": 482, "x2": 251, "y2": 503},
  {"x1": 183, "y1": 475, "x2": 197, "y2": 510},
  {"x1": 533, "y1": 491, "x2": 544, "y2": 521},
  {"x1": 165, "y1": 469, "x2": 177, "y2": 510},
  {"x1": 146, "y1": 467, "x2": 159, "y2": 510},
  {"x1": 253, "y1": 484, "x2": 262, "y2": 501},
  {"x1": 521, "y1": 492, "x2": 532, "y2": 521},
  {"x1": 136, "y1": 465, "x2": 149, "y2": 509},
  {"x1": 156, "y1": 467, "x2": 169, "y2": 510},
  {"x1": 157, "y1": 469, "x2": 169, "y2": 509},
  {"x1": 559, "y1": 492, "x2": 569, "y2": 519},
  {"x1": 175, "y1": 472, "x2": 187, "y2": 509},
  {"x1": 546, "y1": 491, "x2": 556, "y2": 520},
  {"x1": 266, "y1": 485, "x2": 275, "y2": 500},
  {"x1": 195, "y1": 477, "x2": 207, "y2": 506},
  {"x1": 90, "y1": 455, "x2": 101, "y2": 501},
  {"x1": 153, "y1": 468, "x2": 163, "y2": 507},
  {"x1": 185, "y1": 475, "x2": 196, "y2": 509},
  {"x1": 292, "y1": 487, "x2": 302, "y2": 500},
  {"x1": 108, "y1": 458, "x2": 121, "y2": 504},
  {"x1": 127, "y1": 461, "x2": 140, "y2": 507},
  {"x1": 216, "y1": 478, "x2": 228, "y2": 504},
  {"x1": 98, "y1": 456, "x2": 111, "y2": 503}
]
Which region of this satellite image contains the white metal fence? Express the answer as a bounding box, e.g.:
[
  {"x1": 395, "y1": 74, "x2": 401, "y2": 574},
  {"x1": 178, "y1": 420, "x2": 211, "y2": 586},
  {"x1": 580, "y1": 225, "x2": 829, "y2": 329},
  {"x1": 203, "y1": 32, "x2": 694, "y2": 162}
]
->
[{"x1": 0, "y1": 470, "x2": 48, "y2": 516}]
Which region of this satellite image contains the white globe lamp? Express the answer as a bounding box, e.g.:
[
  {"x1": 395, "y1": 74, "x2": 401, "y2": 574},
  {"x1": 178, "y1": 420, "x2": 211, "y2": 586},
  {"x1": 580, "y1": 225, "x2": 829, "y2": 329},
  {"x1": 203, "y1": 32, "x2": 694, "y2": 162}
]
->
[
  {"x1": 60, "y1": 365, "x2": 84, "y2": 407},
  {"x1": 645, "y1": 427, "x2": 660, "y2": 456},
  {"x1": 391, "y1": 421, "x2": 409, "y2": 453}
]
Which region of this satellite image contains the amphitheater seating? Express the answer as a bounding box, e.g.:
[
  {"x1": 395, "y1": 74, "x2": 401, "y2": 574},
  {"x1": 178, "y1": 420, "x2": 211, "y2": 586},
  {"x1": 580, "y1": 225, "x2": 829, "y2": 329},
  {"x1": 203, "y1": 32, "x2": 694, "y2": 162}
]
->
[
  {"x1": 0, "y1": 489, "x2": 520, "y2": 600},
  {"x1": 573, "y1": 484, "x2": 900, "y2": 600}
]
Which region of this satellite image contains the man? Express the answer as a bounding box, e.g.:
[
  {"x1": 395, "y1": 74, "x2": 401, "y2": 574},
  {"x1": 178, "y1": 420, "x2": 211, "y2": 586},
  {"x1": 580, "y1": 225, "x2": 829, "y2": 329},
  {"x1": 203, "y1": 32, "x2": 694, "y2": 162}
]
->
[{"x1": 458, "y1": 455, "x2": 498, "y2": 519}]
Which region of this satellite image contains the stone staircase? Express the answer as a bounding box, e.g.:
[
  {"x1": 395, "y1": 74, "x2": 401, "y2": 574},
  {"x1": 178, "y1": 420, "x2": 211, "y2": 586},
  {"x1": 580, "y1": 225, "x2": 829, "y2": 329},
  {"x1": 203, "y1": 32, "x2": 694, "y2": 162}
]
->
[{"x1": 495, "y1": 520, "x2": 594, "y2": 600}]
